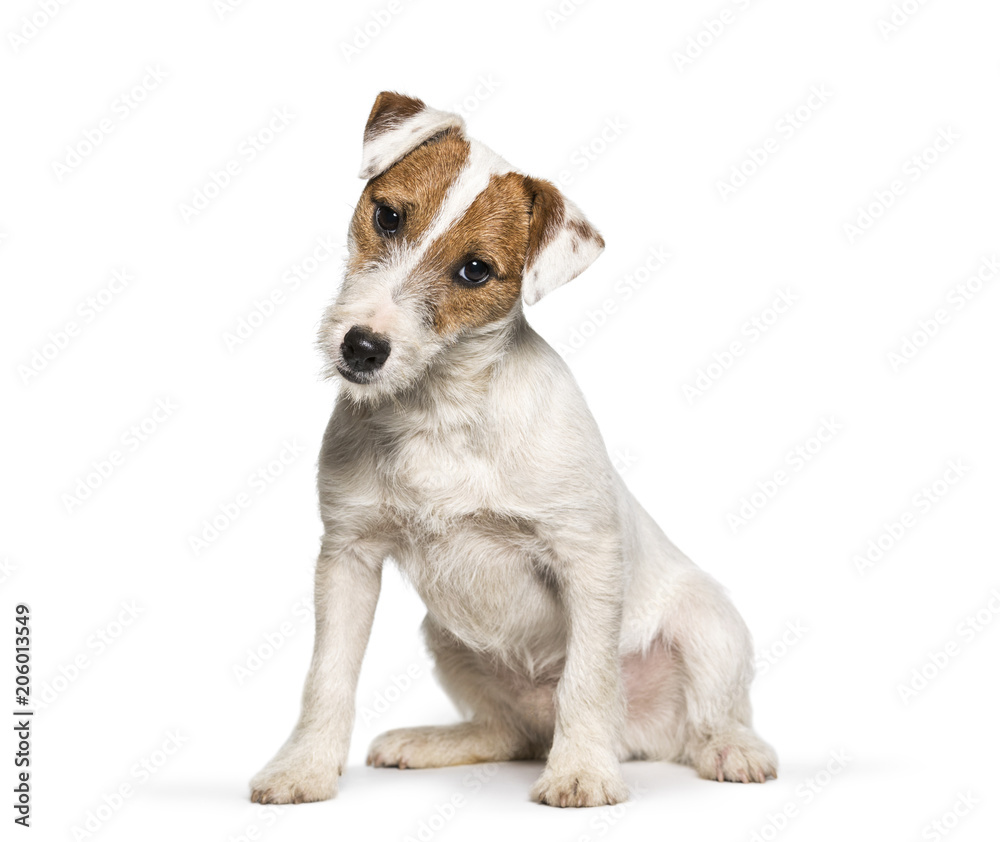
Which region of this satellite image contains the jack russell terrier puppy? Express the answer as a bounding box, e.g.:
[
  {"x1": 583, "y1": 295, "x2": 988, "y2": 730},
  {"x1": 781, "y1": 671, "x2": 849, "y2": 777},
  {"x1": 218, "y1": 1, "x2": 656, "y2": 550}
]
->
[{"x1": 250, "y1": 91, "x2": 777, "y2": 808}]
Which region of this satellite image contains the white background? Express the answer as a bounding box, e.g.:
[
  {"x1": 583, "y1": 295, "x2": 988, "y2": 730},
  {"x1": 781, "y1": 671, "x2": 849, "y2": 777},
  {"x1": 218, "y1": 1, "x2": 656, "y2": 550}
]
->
[{"x1": 3, "y1": 0, "x2": 999, "y2": 840}]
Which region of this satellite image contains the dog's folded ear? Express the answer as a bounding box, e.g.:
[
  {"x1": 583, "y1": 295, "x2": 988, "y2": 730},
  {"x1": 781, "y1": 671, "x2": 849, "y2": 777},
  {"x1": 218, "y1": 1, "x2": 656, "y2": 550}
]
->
[
  {"x1": 521, "y1": 177, "x2": 605, "y2": 305},
  {"x1": 359, "y1": 92, "x2": 465, "y2": 180}
]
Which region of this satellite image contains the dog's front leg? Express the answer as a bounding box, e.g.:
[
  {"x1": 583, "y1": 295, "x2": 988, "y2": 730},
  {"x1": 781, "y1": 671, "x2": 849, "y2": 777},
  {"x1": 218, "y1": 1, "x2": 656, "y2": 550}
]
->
[
  {"x1": 250, "y1": 540, "x2": 382, "y2": 804},
  {"x1": 531, "y1": 541, "x2": 629, "y2": 808}
]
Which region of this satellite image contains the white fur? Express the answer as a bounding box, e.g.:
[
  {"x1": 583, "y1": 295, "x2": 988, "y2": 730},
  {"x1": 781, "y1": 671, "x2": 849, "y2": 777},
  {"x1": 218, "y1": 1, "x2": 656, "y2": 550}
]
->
[
  {"x1": 522, "y1": 195, "x2": 605, "y2": 305},
  {"x1": 251, "y1": 115, "x2": 777, "y2": 809},
  {"x1": 420, "y1": 140, "x2": 513, "y2": 249},
  {"x1": 359, "y1": 105, "x2": 465, "y2": 179}
]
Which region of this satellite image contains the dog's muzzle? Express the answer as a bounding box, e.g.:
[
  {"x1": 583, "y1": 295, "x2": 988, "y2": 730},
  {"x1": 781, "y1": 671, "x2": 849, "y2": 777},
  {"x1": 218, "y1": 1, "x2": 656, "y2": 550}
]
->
[{"x1": 339, "y1": 325, "x2": 391, "y2": 383}]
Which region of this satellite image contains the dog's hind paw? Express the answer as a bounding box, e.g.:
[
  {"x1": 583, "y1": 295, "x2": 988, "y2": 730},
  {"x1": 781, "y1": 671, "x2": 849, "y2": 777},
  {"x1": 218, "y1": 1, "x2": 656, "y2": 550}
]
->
[
  {"x1": 693, "y1": 731, "x2": 777, "y2": 784},
  {"x1": 367, "y1": 723, "x2": 522, "y2": 769}
]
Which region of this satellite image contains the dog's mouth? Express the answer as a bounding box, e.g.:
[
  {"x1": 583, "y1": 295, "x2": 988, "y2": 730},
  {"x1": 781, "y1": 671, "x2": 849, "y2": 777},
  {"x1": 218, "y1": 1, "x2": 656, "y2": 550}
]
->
[{"x1": 336, "y1": 364, "x2": 374, "y2": 385}]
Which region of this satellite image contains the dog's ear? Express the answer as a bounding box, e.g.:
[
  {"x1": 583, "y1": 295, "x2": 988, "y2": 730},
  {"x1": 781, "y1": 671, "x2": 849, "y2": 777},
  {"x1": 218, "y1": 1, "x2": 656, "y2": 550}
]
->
[
  {"x1": 521, "y1": 177, "x2": 605, "y2": 305},
  {"x1": 359, "y1": 92, "x2": 465, "y2": 180}
]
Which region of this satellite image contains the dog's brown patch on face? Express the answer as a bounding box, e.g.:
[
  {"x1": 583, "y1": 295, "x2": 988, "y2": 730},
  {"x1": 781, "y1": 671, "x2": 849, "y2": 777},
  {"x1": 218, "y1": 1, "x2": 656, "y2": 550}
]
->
[
  {"x1": 348, "y1": 129, "x2": 470, "y2": 274},
  {"x1": 363, "y1": 91, "x2": 427, "y2": 142},
  {"x1": 422, "y1": 172, "x2": 532, "y2": 335},
  {"x1": 347, "y1": 142, "x2": 538, "y2": 336}
]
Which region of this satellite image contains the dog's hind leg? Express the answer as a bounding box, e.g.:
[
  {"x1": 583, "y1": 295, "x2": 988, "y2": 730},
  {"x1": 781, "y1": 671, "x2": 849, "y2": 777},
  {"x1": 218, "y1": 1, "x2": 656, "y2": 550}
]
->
[
  {"x1": 367, "y1": 616, "x2": 548, "y2": 769},
  {"x1": 619, "y1": 638, "x2": 687, "y2": 762},
  {"x1": 666, "y1": 574, "x2": 778, "y2": 783},
  {"x1": 367, "y1": 721, "x2": 532, "y2": 769}
]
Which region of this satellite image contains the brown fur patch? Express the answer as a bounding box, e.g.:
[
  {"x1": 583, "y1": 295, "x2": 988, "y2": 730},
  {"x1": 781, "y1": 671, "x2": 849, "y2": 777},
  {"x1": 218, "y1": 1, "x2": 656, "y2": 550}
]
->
[
  {"x1": 567, "y1": 217, "x2": 604, "y2": 248},
  {"x1": 424, "y1": 172, "x2": 531, "y2": 335},
  {"x1": 523, "y1": 178, "x2": 604, "y2": 266},
  {"x1": 364, "y1": 91, "x2": 426, "y2": 141},
  {"x1": 523, "y1": 177, "x2": 566, "y2": 269},
  {"x1": 348, "y1": 129, "x2": 470, "y2": 274},
  {"x1": 348, "y1": 140, "x2": 538, "y2": 336}
]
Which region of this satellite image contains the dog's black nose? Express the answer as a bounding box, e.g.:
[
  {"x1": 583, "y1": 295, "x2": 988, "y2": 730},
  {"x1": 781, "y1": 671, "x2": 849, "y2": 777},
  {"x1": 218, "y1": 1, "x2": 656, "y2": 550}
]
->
[{"x1": 341, "y1": 326, "x2": 391, "y2": 373}]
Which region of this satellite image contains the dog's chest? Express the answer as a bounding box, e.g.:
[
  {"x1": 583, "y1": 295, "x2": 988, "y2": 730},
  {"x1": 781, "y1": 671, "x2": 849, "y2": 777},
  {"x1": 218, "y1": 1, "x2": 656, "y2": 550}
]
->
[
  {"x1": 375, "y1": 426, "x2": 564, "y2": 655},
  {"x1": 392, "y1": 516, "x2": 564, "y2": 658},
  {"x1": 379, "y1": 423, "x2": 503, "y2": 520}
]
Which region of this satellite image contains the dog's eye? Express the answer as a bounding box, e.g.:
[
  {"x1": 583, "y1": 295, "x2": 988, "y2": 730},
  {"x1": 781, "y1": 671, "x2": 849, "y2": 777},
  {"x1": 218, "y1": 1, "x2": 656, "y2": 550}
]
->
[
  {"x1": 456, "y1": 259, "x2": 491, "y2": 286},
  {"x1": 374, "y1": 204, "x2": 401, "y2": 234}
]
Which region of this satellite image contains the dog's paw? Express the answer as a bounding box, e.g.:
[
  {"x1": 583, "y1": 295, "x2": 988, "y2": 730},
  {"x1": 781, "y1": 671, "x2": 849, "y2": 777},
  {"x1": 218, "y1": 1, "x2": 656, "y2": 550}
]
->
[
  {"x1": 249, "y1": 751, "x2": 341, "y2": 804},
  {"x1": 530, "y1": 767, "x2": 629, "y2": 808},
  {"x1": 694, "y1": 732, "x2": 778, "y2": 784},
  {"x1": 367, "y1": 725, "x2": 491, "y2": 769},
  {"x1": 367, "y1": 727, "x2": 439, "y2": 769}
]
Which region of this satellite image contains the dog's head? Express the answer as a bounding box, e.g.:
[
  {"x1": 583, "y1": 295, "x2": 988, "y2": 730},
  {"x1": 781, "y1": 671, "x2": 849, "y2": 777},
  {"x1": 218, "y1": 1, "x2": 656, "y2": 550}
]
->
[{"x1": 320, "y1": 91, "x2": 604, "y2": 403}]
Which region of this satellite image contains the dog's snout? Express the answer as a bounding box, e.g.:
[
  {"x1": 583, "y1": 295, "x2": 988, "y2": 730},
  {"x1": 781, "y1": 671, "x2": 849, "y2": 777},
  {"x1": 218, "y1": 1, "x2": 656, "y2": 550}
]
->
[{"x1": 341, "y1": 326, "x2": 391, "y2": 374}]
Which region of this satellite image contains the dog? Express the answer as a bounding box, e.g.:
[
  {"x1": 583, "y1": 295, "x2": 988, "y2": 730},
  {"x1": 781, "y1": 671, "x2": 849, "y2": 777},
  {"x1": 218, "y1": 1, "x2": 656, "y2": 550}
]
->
[{"x1": 249, "y1": 91, "x2": 777, "y2": 808}]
